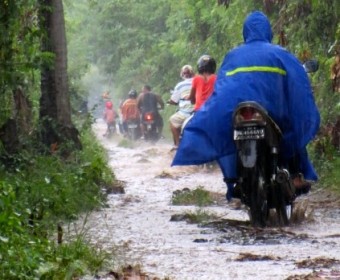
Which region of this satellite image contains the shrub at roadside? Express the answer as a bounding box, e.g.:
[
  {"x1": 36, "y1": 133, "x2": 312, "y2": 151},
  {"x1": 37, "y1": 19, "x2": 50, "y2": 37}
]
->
[
  {"x1": 171, "y1": 186, "x2": 214, "y2": 207},
  {"x1": 0, "y1": 128, "x2": 115, "y2": 279}
]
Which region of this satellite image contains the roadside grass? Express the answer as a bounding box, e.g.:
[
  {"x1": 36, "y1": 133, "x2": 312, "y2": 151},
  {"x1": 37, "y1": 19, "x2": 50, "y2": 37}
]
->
[
  {"x1": 117, "y1": 138, "x2": 135, "y2": 148},
  {"x1": 311, "y1": 146, "x2": 340, "y2": 193},
  {"x1": 34, "y1": 237, "x2": 110, "y2": 280},
  {"x1": 171, "y1": 186, "x2": 214, "y2": 207},
  {"x1": 0, "y1": 127, "x2": 116, "y2": 279},
  {"x1": 182, "y1": 208, "x2": 219, "y2": 224},
  {"x1": 161, "y1": 103, "x2": 176, "y2": 140},
  {"x1": 111, "y1": 264, "x2": 173, "y2": 280},
  {"x1": 171, "y1": 187, "x2": 220, "y2": 225},
  {"x1": 320, "y1": 154, "x2": 340, "y2": 193}
]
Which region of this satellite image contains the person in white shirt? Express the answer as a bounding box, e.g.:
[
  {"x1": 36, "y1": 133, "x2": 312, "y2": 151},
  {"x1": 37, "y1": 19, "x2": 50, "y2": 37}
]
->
[{"x1": 168, "y1": 65, "x2": 195, "y2": 149}]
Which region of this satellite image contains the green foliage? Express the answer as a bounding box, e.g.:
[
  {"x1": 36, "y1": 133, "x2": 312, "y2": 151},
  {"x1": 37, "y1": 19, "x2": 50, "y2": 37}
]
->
[
  {"x1": 35, "y1": 237, "x2": 109, "y2": 280},
  {"x1": 117, "y1": 138, "x2": 134, "y2": 148},
  {"x1": 309, "y1": 134, "x2": 340, "y2": 192},
  {"x1": 172, "y1": 186, "x2": 214, "y2": 207},
  {"x1": 322, "y1": 155, "x2": 340, "y2": 192},
  {"x1": 162, "y1": 103, "x2": 177, "y2": 140},
  {"x1": 0, "y1": 126, "x2": 115, "y2": 278},
  {"x1": 0, "y1": 1, "x2": 44, "y2": 127},
  {"x1": 1, "y1": 1, "x2": 339, "y2": 277},
  {"x1": 182, "y1": 208, "x2": 217, "y2": 224}
]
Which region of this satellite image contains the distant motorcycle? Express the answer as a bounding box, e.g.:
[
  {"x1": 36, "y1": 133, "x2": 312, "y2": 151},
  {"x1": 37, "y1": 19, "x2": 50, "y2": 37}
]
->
[
  {"x1": 141, "y1": 112, "x2": 161, "y2": 141},
  {"x1": 232, "y1": 59, "x2": 319, "y2": 227}
]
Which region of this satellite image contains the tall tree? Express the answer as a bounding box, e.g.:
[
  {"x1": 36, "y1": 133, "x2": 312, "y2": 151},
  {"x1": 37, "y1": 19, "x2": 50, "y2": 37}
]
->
[
  {"x1": 0, "y1": 1, "x2": 35, "y2": 158},
  {"x1": 38, "y1": 0, "x2": 81, "y2": 152}
]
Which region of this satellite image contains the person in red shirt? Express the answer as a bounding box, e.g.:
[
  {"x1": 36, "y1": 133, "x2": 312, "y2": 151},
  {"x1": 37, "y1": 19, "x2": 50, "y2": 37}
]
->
[
  {"x1": 189, "y1": 55, "x2": 217, "y2": 111},
  {"x1": 103, "y1": 101, "x2": 116, "y2": 136}
]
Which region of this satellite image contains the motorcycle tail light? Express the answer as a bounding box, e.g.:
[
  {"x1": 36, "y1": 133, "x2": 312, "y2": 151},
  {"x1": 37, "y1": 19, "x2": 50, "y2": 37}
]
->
[
  {"x1": 235, "y1": 107, "x2": 264, "y2": 124},
  {"x1": 144, "y1": 113, "x2": 153, "y2": 121}
]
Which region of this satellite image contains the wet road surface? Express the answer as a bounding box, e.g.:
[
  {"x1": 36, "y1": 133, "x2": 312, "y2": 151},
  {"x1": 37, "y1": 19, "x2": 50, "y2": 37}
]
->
[{"x1": 76, "y1": 120, "x2": 340, "y2": 280}]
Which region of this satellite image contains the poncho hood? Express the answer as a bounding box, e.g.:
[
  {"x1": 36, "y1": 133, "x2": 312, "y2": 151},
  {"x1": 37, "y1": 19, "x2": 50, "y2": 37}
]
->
[{"x1": 243, "y1": 11, "x2": 273, "y2": 43}]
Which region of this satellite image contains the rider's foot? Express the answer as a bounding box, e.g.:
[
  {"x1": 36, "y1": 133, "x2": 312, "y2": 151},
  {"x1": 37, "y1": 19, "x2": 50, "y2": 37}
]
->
[
  {"x1": 233, "y1": 183, "x2": 242, "y2": 199},
  {"x1": 292, "y1": 174, "x2": 311, "y2": 196},
  {"x1": 170, "y1": 145, "x2": 178, "y2": 152},
  {"x1": 227, "y1": 198, "x2": 242, "y2": 209},
  {"x1": 226, "y1": 184, "x2": 241, "y2": 201}
]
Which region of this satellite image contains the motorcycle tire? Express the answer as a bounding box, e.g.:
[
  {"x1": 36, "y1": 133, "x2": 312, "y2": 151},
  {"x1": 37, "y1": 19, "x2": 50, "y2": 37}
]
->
[
  {"x1": 127, "y1": 128, "x2": 134, "y2": 140},
  {"x1": 130, "y1": 129, "x2": 137, "y2": 141},
  {"x1": 273, "y1": 183, "x2": 291, "y2": 226},
  {"x1": 107, "y1": 123, "x2": 116, "y2": 138},
  {"x1": 244, "y1": 167, "x2": 268, "y2": 227},
  {"x1": 144, "y1": 126, "x2": 160, "y2": 142}
]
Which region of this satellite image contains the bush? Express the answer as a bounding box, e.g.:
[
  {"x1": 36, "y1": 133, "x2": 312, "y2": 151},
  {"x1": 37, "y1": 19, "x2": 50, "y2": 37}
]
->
[
  {"x1": 171, "y1": 186, "x2": 214, "y2": 207},
  {"x1": 0, "y1": 127, "x2": 115, "y2": 278}
]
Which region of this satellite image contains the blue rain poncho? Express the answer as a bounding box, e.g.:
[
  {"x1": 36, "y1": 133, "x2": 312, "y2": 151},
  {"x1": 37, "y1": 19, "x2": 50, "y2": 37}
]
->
[{"x1": 172, "y1": 11, "x2": 320, "y2": 180}]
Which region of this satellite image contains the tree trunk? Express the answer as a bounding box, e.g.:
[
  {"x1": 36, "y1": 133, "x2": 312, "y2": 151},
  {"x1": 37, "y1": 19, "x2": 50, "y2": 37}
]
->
[
  {"x1": 38, "y1": 0, "x2": 81, "y2": 153},
  {"x1": 0, "y1": 2, "x2": 21, "y2": 159}
]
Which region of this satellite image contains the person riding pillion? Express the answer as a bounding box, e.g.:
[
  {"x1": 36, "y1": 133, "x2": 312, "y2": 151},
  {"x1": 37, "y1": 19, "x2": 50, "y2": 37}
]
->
[
  {"x1": 189, "y1": 55, "x2": 217, "y2": 111},
  {"x1": 168, "y1": 65, "x2": 195, "y2": 149},
  {"x1": 121, "y1": 89, "x2": 140, "y2": 135}
]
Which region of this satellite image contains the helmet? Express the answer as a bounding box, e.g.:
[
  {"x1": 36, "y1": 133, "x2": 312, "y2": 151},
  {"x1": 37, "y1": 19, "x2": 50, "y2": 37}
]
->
[
  {"x1": 180, "y1": 65, "x2": 194, "y2": 79},
  {"x1": 128, "y1": 89, "x2": 137, "y2": 98},
  {"x1": 105, "y1": 101, "x2": 113, "y2": 109},
  {"x1": 197, "y1": 55, "x2": 216, "y2": 74}
]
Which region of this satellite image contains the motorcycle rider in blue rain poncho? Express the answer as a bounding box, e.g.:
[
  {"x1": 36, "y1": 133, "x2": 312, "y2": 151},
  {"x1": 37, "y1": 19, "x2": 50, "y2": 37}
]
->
[{"x1": 172, "y1": 11, "x2": 320, "y2": 201}]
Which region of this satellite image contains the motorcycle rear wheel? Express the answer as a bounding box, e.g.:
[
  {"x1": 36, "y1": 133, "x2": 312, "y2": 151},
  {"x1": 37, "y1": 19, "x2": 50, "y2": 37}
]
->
[
  {"x1": 107, "y1": 123, "x2": 116, "y2": 138},
  {"x1": 246, "y1": 167, "x2": 268, "y2": 227},
  {"x1": 128, "y1": 128, "x2": 138, "y2": 141},
  {"x1": 144, "y1": 126, "x2": 160, "y2": 142},
  {"x1": 273, "y1": 184, "x2": 292, "y2": 226}
]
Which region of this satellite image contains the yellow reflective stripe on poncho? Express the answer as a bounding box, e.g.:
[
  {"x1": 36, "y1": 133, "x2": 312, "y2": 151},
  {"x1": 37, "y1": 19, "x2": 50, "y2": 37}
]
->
[{"x1": 226, "y1": 66, "x2": 286, "y2": 76}]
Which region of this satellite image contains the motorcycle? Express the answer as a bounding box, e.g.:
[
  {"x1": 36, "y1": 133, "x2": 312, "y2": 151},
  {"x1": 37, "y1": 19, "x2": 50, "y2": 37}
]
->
[
  {"x1": 233, "y1": 101, "x2": 294, "y2": 227},
  {"x1": 141, "y1": 111, "x2": 161, "y2": 141},
  {"x1": 232, "y1": 59, "x2": 318, "y2": 227}
]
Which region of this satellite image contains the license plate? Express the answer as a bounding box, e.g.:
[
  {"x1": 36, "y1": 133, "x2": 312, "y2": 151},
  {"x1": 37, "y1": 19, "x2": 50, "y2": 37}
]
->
[
  {"x1": 147, "y1": 124, "x2": 152, "y2": 129},
  {"x1": 234, "y1": 126, "x2": 265, "y2": 140},
  {"x1": 128, "y1": 124, "x2": 138, "y2": 128}
]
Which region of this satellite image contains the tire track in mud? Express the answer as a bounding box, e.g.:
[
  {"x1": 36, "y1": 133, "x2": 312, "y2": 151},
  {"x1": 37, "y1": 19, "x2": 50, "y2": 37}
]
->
[{"x1": 78, "y1": 120, "x2": 340, "y2": 280}]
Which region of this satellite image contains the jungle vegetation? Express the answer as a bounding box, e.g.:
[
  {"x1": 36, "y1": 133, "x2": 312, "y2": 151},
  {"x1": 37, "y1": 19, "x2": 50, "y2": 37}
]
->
[{"x1": 0, "y1": 0, "x2": 339, "y2": 278}]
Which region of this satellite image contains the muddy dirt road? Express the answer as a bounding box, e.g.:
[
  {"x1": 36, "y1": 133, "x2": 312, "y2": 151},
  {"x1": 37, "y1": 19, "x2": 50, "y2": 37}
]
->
[{"x1": 77, "y1": 119, "x2": 340, "y2": 280}]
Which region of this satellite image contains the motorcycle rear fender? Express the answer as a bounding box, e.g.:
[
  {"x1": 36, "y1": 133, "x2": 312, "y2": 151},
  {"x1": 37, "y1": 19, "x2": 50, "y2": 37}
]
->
[
  {"x1": 238, "y1": 140, "x2": 257, "y2": 168},
  {"x1": 233, "y1": 101, "x2": 282, "y2": 148}
]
